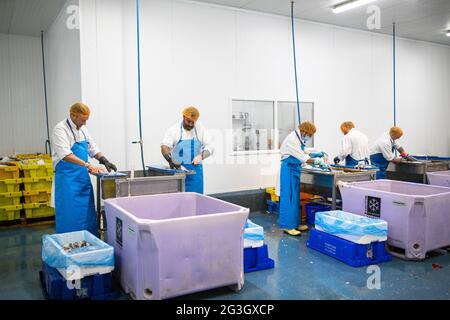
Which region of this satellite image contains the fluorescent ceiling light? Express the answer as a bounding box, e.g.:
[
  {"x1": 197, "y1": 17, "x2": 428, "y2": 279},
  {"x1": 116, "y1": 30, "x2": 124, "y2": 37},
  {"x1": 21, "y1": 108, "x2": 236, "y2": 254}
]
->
[
  {"x1": 446, "y1": 30, "x2": 450, "y2": 37},
  {"x1": 332, "y1": 0, "x2": 378, "y2": 14}
]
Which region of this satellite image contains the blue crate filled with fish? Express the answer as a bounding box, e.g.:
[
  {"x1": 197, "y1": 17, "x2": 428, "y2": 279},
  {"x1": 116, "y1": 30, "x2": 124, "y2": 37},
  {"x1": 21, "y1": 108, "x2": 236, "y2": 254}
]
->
[{"x1": 42, "y1": 230, "x2": 114, "y2": 280}]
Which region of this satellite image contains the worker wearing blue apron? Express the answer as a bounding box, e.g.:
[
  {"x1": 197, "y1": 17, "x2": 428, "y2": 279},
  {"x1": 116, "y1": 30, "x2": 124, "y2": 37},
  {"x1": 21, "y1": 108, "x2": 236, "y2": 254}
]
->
[
  {"x1": 370, "y1": 127, "x2": 414, "y2": 179},
  {"x1": 345, "y1": 155, "x2": 370, "y2": 167},
  {"x1": 172, "y1": 124, "x2": 204, "y2": 193},
  {"x1": 333, "y1": 122, "x2": 371, "y2": 168},
  {"x1": 161, "y1": 107, "x2": 213, "y2": 194},
  {"x1": 370, "y1": 150, "x2": 393, "y2": 180},
  {"x1": 278, "y1": 122, "x2": 328, "y2": 236},
  {"x1": 55, "y1": 121, "x2": 98, "y2": 235},
  {"x1": 52, "y1": 103, "x2": 117, "y2": 236}
]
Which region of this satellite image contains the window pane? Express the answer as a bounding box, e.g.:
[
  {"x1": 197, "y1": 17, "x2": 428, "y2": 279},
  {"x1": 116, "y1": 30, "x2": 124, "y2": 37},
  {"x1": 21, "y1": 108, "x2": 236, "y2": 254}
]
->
[
  {"x1": 277, "y1": 101, "x2": 314, "y2": 148},
  {"x1": 232, "y1": 100, "x2": 275, "y2": 151}
]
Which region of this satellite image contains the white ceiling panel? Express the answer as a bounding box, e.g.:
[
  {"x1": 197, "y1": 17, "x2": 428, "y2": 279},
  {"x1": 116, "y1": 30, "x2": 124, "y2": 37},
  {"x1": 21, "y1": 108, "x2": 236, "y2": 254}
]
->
[
  {"x1": 195, "y1": 0, "x2": 450, "y2": 45},
  {"x1": 0, "y1": 0, "x2": 15, "y2": 34},
  {"x1": 0, "y1": 0, "x2": 66, "y2": 37},
  {"x1": 1, "y1": 0, "x2": 449, "y2": 45},
  {"x1": 189, "y1": 0, "x2": 252, "y2": 7}
]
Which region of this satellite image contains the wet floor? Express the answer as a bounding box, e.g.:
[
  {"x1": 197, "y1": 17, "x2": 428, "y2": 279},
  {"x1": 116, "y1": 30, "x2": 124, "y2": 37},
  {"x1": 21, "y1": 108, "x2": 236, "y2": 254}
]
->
[{"x1": 0, "y1": 212, "x2": 449, "y2": 300}]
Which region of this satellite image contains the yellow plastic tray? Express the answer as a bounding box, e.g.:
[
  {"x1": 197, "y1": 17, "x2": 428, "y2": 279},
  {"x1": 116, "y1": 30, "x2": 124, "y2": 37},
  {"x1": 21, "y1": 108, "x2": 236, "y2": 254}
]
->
[
  {"x1": 23, "y1": 202, "x2": 54, "y2": 219},
  {"x1": 0, "y1": 192, "x2": 22, "y2": 207},
  {"x1": 22, "y1": 189, "x2": 52, "y2": 204},
  {"x1": 22, "y1": 177, "x2": 53, "y2": 192},
  {"x1": 20, "y1": 163, "x2": 54, "y2": 179},
  {"x1": 15, "y1": 154, "x2": 51, "y2": 161},
  {"x1": 0, "y1": 204, "x2": 22, "y2": 222},
  {"x1": 0, "y1": 179, "x2": 22, "y2": 193},
  {"x1": 265, "y1": 187, "x2": 279, "y2": 202},
  {"x1": 0, "y1": 163, "x2": 20, "y2": 180}
]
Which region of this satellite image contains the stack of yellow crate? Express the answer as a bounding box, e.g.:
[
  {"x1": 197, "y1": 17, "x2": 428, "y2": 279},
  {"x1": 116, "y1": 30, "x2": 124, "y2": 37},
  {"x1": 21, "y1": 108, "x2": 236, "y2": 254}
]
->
[
  {"x1": 17, "y1": 154, "x2": 55, "y2": 221},
  {"x1": 0, "y1": 163, "x2": 22, "y2": 222},
  {"x1": 15, "y1": 153, "x2": 52, "y2": 162},
  {"x1": 265, "y1": 187, "x2": 279, "y2": 202}
]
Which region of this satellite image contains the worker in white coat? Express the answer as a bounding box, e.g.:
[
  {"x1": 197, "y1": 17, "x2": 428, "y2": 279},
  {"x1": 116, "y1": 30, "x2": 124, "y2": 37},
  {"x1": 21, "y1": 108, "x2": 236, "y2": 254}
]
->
[
  {"x1": 51, "y1": 103, "x2": 117, "y2": 236},
  {"x1": 277, "y1": 121, "x2": 329, "y2": 236},
  {"x1": 370, "y1": 126, "x2": 416, "y2": 179},
  {"x1": 333, "y1": 121, "x2": 370, "y2": 167},
  {"x1": 161, "y1": 106, "x2": 214, "y2": 194}
]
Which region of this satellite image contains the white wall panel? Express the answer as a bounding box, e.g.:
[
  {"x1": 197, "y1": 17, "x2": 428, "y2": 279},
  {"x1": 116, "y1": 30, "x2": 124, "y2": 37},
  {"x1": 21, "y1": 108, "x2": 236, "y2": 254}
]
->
[
  {"x1": 44, "y1": 0, "x2": 82, "y2": 129},
  {"x1": 396, "y1": 39, "x2": 450, "y2": 156},
  {"x1": 79, "y1": 0, "x2": 128, "y2": 172},
  {"x1": 446, "y1": 46, "x2": 449, "y2": 156},
  {"x1": 78, "y1": 0, "x2": 450, "y2": 193},
  {"x1": 0, "y1": 33, "x2": 46, "y2": 156}
]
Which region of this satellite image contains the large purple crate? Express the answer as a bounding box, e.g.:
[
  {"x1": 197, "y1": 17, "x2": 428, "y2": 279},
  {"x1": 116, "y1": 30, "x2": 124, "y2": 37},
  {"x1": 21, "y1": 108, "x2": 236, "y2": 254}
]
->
[
  {"x1": 427, "y1": 170, "x2": 450, "y2": 188},
  {"x1": 339, "y1": 179, "x2": 450, "y2": 260},
  {"x1": 104, "y1": 192, "x2": 249, "y2": 300}
]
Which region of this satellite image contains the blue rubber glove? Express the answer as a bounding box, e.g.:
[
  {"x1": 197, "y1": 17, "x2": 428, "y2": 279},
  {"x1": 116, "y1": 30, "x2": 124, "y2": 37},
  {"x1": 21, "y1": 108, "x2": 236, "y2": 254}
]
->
[
  {"x1": 320, "y1": 163, "x2": 329, "y2": 170},
  {"x1": 314, "y1": 158, "x2": 329, "y2": 170},
  {"x1": 310, "y1": 151, "x2": 327, "y2": 158}
]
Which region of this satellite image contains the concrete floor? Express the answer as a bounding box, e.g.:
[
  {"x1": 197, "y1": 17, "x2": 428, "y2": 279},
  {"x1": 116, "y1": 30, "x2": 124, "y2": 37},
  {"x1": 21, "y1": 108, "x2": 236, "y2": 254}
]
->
[{"x1": 0, "y1": 212, "x2": 449, "y2": 300}]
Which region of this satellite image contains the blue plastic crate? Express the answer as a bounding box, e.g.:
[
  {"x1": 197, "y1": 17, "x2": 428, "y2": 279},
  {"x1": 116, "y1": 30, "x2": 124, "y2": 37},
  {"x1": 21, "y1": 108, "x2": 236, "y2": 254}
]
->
[
  {"x1": 266, "y1": 200, "x2": 279, "y2": 214},
  {"x1": 39, "y1": 262, "x2": 116, "y2": 300},
  {"x1": 244, "y1": 244, "x2": 275, "y2": 273},
  {"x1": 305, "y1": 202, "x2": 331, "y2": 225},
  {"x1": 307, "y1": 228, "x2": 392, "y2": 267}
]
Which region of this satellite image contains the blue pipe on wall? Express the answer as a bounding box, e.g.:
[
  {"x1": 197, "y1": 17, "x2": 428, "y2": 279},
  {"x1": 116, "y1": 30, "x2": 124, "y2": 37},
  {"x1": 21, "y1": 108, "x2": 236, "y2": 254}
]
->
[
  {"x1": 133, "y1": 0, "x2": 147, "y2": 176},
  {"x1": 291, "y1": 2, "x2": 301, "y2": 125}
]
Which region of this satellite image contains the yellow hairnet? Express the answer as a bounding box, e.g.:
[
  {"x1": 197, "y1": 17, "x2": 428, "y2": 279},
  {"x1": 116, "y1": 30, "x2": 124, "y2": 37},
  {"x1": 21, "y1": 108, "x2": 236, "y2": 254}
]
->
[
  {"x1": 390, "y1": 126, "x2": 404, "y2": 139},
  {"x1": 70, "y1": 102, "x2": 90, "y2": 116},
  {"x1": 340, "y1": 121, "x2": 355, "y2": 133},
  {"x1": 298, "y1": 121, "x2": 317, "y2": 136},
  {"x1": 182, "y1": 106, "x2": 200, "y2": 121}
]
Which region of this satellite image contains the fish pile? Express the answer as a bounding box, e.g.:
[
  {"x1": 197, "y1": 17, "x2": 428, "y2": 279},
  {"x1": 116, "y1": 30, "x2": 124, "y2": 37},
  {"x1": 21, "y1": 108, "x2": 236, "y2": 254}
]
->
[{"x1": 62, "y1": 241, "x2": 91, "y2": 253}]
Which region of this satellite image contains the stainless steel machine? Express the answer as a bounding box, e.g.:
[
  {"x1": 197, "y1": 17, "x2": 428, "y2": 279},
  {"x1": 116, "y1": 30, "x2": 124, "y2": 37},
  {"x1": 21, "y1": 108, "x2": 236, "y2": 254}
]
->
[
  {"x1": 386, "y1": 156, "x2": 450, "y2": 184},
  {"x1": 95, "y1": 166, "x2": 192, "y2": 236},
  {"x1": 300, "y1": 166, "x2": 377, "y2": 210}
]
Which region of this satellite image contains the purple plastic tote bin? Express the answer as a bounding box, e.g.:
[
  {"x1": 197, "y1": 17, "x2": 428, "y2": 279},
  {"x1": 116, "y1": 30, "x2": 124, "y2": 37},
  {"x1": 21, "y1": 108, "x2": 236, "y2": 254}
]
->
[
  {"x1": 427, "y1": 170, "x2": 450, "y2": 188},
  {"x1": 104, "y1": 192, "x2": 249, "y2": 300},
  {"x1": 339, "y1": 179, "x2": 450, "y2": 260}
]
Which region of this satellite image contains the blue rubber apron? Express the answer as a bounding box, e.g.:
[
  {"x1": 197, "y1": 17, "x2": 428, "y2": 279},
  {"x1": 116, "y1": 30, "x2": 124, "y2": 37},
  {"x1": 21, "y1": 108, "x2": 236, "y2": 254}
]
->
[
  {"x1": 279, "y1": 131, "x2": 304, "y2": 230},
  {"x1": 55, "y1": 119, "x2": 98, "y2": 236},
  {"x1": 172, "y1": 124, "x2": 204, "y2": 194},
  {"x1": 370, "y1": 144, "x2": 395, "y2": 180},
  {"x1": 345, "y1": 155, "x2": 370, "y2": 167}
]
